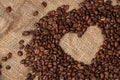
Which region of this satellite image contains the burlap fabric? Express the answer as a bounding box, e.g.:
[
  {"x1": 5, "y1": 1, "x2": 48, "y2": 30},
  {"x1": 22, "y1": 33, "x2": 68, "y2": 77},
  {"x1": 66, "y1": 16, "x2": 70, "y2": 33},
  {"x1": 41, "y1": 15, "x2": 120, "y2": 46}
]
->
[{"x1": 0, "y1": 0, "x2": 118, "y2": 80}]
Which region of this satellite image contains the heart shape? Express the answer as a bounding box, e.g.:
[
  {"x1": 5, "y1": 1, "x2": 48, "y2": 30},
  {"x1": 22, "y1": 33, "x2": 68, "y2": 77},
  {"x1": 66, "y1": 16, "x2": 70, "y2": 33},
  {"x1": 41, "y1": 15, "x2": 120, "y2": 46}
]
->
[{"x1": 60, "y1": 26, "x2": 104, "y2": 64}]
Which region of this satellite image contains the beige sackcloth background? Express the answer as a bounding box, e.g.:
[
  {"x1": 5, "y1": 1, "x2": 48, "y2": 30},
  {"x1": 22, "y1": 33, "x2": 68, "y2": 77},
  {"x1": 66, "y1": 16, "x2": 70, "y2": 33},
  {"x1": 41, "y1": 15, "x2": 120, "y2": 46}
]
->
[{"x1": 0, "y1": 0, "x2": 118, "y2": 80}]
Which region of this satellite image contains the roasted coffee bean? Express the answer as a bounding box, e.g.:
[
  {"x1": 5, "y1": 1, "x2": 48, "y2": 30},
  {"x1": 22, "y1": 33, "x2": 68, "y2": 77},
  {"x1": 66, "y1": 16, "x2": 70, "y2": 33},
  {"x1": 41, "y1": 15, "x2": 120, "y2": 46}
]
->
[
  {"x1": 6, "y1": 65, "x2": 11, "y2": 70},
  {"x1": 0, "y1": 64, "x2": 2, "y2": 75},
  {"x1": 0, "y1": 64, "x2": 2, "y2": 69},
  {"x1": 0, "y1": 71, "x2": 1, "y2": 75},
  {"x1": 7, "y1": 52, "x2": 12, "y2": 59},
  {"x1": 17, "y1": 51, "x2": 23, "y2": 56},
  {"x1": 6, "y1": 6, "x2": 12, "y2": 13},
  {"x1": 42, "y1": 1, "x2": 47, "y2": 7},
  {"x1": 24, "y1": 63, "x2": 29, "y2": 67},
  {"x1": 19, "y1": 40, "x2": 24, "y2": 44},
  {"x1": 26, "y1": 73, "x2": 32, "y2": 79},
  {"x1": 20, "y1": 59, "x2": 26, "y2": 64},
  {"x1": 33, "y1": 11, "x2": 39, "y2": 16},
  {"x1": 1, "y1": 56, "x2": 7, "y2": 62},
  {"x1": 22, "y1": 31, "x2": 30, "y2": 36}
]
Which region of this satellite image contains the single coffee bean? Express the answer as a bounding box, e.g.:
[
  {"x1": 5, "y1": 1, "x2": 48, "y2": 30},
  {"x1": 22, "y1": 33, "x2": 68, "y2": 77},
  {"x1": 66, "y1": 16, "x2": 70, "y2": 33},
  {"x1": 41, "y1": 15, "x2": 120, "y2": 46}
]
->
[
  {"x1": 7, "y1": 52, "x2": 12, "y2": 59},
  {"x1": 22, "y1": 31, "x2": 30, "y2": 36},
  {"x1": 2, "y1": 57, "x2": 7, "y2": 62},
  {"x1": 20, "y1": 59, "x2": 26, "y2": 64},
  {"x1": 19, "y1": 40, "x2": 24, "y2": 44},
  {"x1": 24, "y1": 63, "x2": 29, "y2": 67},
  {"x1": 77, "y1": 32, "x2": 83, "y2": 37},
  {"x1": 33, "y1": 11, "x2": 39, "y2": 16},
  {"x1": 0, "y1": 71, "x2": 1, "y2": 75},
  {"x1": 42, "y1": 1, "x2": 47, "y2": 7},
  {"x1": 17, "y1": 51, "x2": 23, "y2": 56},
  {"x1": 0, "y1": 64, "x2": 2, "y2": 69},
  {"x1": 26, "y1": 73, "x2": 32, "y2": 78},
  {"x1": 100, "y1": 73, "x2": 104, "y2": 79},
  {"x1": 6, "y1": 6, "x2": 12, "y2": 13},
  {"x1": 114, "y1": 42, "x2": 118, "y2": 47},
  {"x1": 6, "y1": 65, "x2": 11, "y2": 70}
]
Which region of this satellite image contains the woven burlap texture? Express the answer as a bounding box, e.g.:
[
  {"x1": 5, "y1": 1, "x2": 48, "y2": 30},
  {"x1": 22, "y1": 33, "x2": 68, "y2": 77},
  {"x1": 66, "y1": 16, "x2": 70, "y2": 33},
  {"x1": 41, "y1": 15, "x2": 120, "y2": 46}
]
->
[{"x1": 0, "y1": 0, "x2": 118, "y2": 80}]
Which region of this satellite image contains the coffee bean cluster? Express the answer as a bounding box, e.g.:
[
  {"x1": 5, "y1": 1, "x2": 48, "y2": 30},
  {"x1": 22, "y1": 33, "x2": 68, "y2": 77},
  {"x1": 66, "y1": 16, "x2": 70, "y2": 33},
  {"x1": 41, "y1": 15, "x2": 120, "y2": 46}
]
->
[
  {"x1": 2, "y1": 52, "x2": 12, "y2": 62},
  {"x1": 19, "y1": 0, "x2": 120, "y2": 80}
]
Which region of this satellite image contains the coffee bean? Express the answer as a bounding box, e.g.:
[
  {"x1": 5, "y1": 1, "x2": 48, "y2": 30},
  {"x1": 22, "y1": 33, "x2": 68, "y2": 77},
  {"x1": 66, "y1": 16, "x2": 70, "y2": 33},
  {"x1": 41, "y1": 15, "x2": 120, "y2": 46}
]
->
[
  {"x1": 22, "y1": 31, "x2": 30, "y2": 36},
  {"x1": 0, "y1": 71, "x2": 1, "y2": 75},
  {"x1": 33, "y1": 11, "x2": 39, "y2": 16},
  {"x1": 6, "y1": 6, "x2": 12, "y2": 13},
  {"x1": 17, "y1": 51, "x2": 23, "y2": 56},
  {"x1": 0, "y1": 64, "x2": 2, "y2": 75},
  {"x1": 42, "y1": 1, "x2": 47, "y2": 7},
  {"x1": 26, "y1": 73, "x2": 32, "y2": 79},
  {"x1": 20, "y1": 59, "x2": 26, "y2": 64},
  {"x1": 0, "y1": 64, "x2": 2, "y2": 69},
  {"x1": 100, "y1": 73, "x2": 104, "y2": 79},
  {"x1": 24, "y1": 63, "x2": 29, "y2": 67},
  {"x1": 7, "y1": 52, "x2": 12, "y2": 59},
  {"x1": 2, "y1": 57, "x2": 7, "y2": 62},
  {"x1": 77, "y1": 31, "x2": 83, "y2": 37},
  {"x1": 114, "y1": 42, "x2": 118, "y2": 48},
  {"x1": 6, "y1": 65, "x2": 11, "y2": 70},
  {"x1": 19, "y1": 40, "x2": 24, "y2": 44}
]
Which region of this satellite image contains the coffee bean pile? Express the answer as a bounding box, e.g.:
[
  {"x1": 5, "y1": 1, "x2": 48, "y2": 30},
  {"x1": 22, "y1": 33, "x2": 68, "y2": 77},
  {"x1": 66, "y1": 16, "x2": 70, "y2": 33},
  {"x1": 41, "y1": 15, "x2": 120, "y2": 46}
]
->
[{"x1": 19, "y1": 0, "x2": 120, "y2": 80}]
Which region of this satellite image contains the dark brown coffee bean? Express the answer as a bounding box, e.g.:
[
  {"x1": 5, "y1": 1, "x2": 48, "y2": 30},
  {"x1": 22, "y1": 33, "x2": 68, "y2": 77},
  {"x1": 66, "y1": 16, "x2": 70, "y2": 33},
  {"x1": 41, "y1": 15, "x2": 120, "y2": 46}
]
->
[
  {"x1": 6, "y1": 6, "x2": 12, "y2": 13},
  {"x1": 0, "y1": 70, "x2": 2, "y2": 75},
  {"x1": 100, "y1": 73, "x2": 104, "y2": 79},
  {"x1": 0, "y1": 64, "x2": 2, "y2": 69},
  {"x1": 77, "y1": 31, "x2": 83, "y2": 37},
  {"x1": 6, "y1": 65, "x2": 11, "y2": 70},
  {"x1": 7, "y1": 52, "x2": 12, "y2": 59},
  {"x1": 0, "y1": 71, "x2": 2, "y2": 75},
  {"x1": 19, "y1": 40, "x2": 24, "y2": 44},
  {"x1": 2, "y1": 57, "x2": 7, "y2": 62},
  {"x1": 114, "y1": 42, "x2": 118, "y2": 47},
  {"x1": 17, "y1": 51, "x2": 23, "y2": 56},
  {"x1": 42, "y1": 1, "x2": 47, "y2": 7},
  {"x1": 24, "y1": 63, "x2": 29, "y2": 67},
  {"x1": 22, "y1": 31, "x2": 30, "y2": 36},
  {"x1": 33, "y1": 11, "x2": 39, "y2": 16},
  {"x1": 61, "y1": 5, "x2": 69, "y2": 11},
  {"x1": 20, "y1": 59, "x2": 26, "y2": 64},
  {"x1": 26, "y1": 73, "x2": 32, "y2": 78}
]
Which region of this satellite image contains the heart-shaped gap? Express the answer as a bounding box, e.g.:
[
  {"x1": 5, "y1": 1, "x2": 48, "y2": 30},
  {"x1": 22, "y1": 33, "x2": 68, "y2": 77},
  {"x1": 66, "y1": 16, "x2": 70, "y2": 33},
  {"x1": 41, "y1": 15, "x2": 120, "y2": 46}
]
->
[{"x1": 59, "y1": 25, "x2": 104, "y2": 64}]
